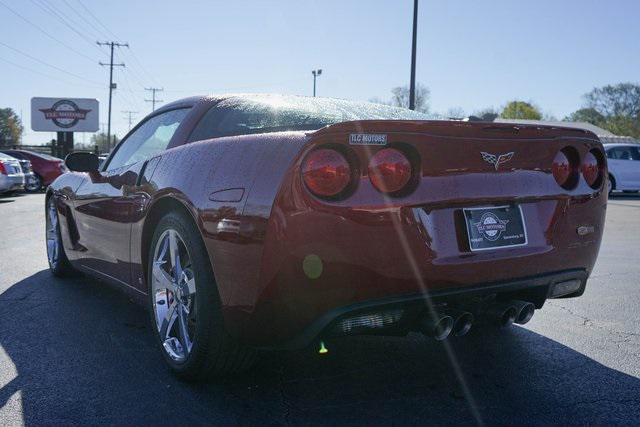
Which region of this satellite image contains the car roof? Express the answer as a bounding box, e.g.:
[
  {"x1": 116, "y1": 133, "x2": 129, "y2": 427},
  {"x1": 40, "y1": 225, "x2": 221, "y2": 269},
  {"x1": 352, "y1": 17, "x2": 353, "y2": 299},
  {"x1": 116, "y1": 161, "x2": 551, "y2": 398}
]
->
[
  {"x1": 156, "y1": 93, "x2": 417, "y2": 114},
  {"x1": 6, "y1": 149, "x2": 61, "y2": 161},
  {"x1": 0, "y1": 152, "x2": 19, "y2": 160}
]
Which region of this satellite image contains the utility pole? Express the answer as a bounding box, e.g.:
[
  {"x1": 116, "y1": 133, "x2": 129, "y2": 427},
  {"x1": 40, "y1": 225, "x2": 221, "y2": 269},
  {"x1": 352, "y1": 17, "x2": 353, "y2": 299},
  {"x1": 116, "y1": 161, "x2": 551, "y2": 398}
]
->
[
  {"x1": 311, "y1": 69, "x2": 322, "y2": 97},
  {"x1": 122, "y1": 110, "x2": 138, "y2": 131},
  {"x1": 409, "y1": 0, "x2": 418, "y2": 110},
  {"x1": 145, "y1": 87, "x2": 164, "y2": 111},
  {"x1": 98, "y1": 41, "x2": 128, "y2": 148}
]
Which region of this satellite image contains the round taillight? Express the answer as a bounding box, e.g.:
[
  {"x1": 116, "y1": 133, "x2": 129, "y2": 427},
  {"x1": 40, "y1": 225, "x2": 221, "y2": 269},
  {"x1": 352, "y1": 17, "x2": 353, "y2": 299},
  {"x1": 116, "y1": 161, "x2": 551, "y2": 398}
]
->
[
  {"x1": 302, "y1": 148, "x2": 351, "y2": 197},
  {"x1": 582, "y1": 149, "x2": 603, "y2": 188},
  {"x1": 368, "y1": 148, "x2": 412, "y2": 194},
  {"x1": 552, "y1": 150, "x2": 571, "y2": 187},
  {"x1": 552, "y1": 147, "x2": 579, "y2": 189}
]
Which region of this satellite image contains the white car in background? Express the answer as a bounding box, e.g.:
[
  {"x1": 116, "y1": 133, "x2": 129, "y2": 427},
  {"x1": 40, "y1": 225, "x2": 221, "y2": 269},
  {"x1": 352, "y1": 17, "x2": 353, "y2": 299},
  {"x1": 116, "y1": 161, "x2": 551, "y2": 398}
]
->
[
  {"x1": 0, "y1": 152, "x2": 26, "y2": 194},
  {"x1": 605, "y1": 143, "x2": 640, "y2": 195}
]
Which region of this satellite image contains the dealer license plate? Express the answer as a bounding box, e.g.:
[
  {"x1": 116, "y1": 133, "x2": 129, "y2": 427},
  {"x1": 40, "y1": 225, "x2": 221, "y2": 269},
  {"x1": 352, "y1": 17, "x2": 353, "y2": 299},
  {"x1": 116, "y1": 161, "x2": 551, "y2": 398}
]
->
[{"x1": 463, "y1": 205, "x2": 527, "y2": 251}]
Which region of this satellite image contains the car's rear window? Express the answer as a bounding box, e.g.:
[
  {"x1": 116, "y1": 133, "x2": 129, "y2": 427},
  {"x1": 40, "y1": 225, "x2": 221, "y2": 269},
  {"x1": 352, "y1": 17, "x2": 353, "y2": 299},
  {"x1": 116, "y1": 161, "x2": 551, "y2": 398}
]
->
[
  {"x1": 607, "y1": 146, "x2": 640, "y2": 160},
  {"x1": 188, "y1": 94, "x2": 432, "y2": 141}
]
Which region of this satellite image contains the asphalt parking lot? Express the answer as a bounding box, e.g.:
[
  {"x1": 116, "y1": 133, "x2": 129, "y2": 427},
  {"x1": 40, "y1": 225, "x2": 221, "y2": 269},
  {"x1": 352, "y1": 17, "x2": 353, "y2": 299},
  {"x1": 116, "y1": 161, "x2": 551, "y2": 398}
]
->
[{"x1": 1, "y1": 192, "x2": 639, "y2": 425}]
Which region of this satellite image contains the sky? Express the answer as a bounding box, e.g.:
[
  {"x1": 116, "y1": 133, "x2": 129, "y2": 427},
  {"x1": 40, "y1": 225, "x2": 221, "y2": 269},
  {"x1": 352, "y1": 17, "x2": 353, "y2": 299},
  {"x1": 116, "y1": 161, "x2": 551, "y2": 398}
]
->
[{"x1": 1, "y1": 0, "x2": 639, "y2": 145}]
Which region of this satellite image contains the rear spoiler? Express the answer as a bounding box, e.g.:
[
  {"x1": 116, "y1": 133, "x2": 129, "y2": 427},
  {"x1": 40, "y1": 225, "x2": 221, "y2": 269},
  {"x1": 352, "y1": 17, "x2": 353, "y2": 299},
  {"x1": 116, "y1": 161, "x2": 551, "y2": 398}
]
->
[{"x1": 310, "y1": 120, "x2": 599, "y2": 141}]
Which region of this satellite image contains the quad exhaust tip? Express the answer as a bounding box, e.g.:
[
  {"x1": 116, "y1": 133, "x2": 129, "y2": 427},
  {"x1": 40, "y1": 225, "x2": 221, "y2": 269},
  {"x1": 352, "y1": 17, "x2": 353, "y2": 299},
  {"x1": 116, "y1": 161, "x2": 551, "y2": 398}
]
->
[
  {"x1": 418, "y1": 300, "x2": 534, "y2": 340},
  {"x1": 419, "y1": 313, "x2": 454, "y2": 341},
  {"x1": 513, "y1": 300, "x2": 535, "y2": 325},
  {"x1": 485, "y1": 300, "x2": 536, "y2": 327},
  {"x1": 486, "y1": 303, "x2": 518, "y2": 328},
  {"x1": 446, "y1": 309, "x2": 474, "y2": 337},
  {"x1": 419, "y1": 309, "x2": 474, "y2": 340}
]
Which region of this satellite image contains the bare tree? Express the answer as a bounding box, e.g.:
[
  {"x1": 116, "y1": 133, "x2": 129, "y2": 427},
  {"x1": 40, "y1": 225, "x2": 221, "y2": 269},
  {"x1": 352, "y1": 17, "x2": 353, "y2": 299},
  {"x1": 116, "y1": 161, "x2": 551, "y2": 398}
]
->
[
  {"x1": 445, "y1": 107, "x2": 466, "y2": 119},
  {"x1": 390, "y1": 83, "x2": 430, "y2": 113}
]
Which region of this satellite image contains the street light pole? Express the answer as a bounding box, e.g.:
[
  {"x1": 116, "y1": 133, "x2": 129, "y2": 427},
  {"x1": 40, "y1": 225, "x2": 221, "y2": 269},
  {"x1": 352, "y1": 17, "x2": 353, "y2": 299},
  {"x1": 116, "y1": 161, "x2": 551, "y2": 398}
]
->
[
  {"x1": 409, "y1": 0, "x2": 418, "y2": 110},
  {"x1": 312, "y1": 69, "x2": 322, "y2": 97}
]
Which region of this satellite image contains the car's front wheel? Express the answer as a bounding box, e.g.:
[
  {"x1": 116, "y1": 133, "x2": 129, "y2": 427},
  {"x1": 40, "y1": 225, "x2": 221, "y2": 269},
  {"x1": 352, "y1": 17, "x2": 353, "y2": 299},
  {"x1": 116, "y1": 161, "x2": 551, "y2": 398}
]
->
[{"x1": 148, "y1": 211, "x2": 255, "y2": 381}]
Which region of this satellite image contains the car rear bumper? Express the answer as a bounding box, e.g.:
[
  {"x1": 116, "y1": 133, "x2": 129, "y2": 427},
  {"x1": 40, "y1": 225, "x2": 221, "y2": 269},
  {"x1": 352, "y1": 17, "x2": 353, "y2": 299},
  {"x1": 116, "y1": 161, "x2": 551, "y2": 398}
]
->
[
  {"x1": 0, "y1": 174, "x2": 25, "y2": 193},
  {"x1": 256, "y1": 269, "x2": 588, "y2": 350},
  {"x1": 230, "y1": 194, "x2": 605, "y2": 348}
]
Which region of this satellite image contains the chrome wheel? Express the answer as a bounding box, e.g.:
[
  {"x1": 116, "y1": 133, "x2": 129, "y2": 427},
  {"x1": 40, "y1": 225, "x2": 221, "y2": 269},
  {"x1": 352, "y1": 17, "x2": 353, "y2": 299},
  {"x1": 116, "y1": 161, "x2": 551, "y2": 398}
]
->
[
  {"x1": 152, "y1": 229, "x2": 196, "y2": 363},
  {"x1": 26, "y1": 175, "x2": 42, "y2": 192},
  {"x1": 46, "y1": 199, "x2": 59, "y2": 267}
]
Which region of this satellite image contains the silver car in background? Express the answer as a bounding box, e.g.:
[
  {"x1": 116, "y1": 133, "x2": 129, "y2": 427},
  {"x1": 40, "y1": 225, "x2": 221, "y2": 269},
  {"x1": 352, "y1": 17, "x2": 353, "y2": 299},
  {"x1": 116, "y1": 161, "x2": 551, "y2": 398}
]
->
[
  {"x1": 604, "y1": 143, "x2": 640, "y2": 194},
  {"x1": 0, "y1": 152, "x2": 25, "y2": 194},
  {"x1": 15, "y1": 158, "x2": 40, "y2": 192}
]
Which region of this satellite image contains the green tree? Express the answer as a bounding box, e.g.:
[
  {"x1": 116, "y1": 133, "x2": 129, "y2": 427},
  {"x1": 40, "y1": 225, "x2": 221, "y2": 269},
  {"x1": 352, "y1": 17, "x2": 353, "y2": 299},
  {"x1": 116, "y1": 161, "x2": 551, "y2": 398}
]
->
[
  {"x1": 0, "y1": 108, "x2": 24, "y2": 146},
  {"x1": 602, "y1": 115, "x2": 640, "y2": 138},
  {"x1": 473, "y1": 107, "x2": 500, "y2": 121},
  {"x1": 500, "y1": 101, "x2": 542, "y2": 120},
  {"x1": 564, "y1": 107, "x2": 605, "y2": 125},
  {"x1": 565, "y1": 83, "x2": 640, "y2": 138},
  {"x1": 584, "y1": 83, "x2": 640, "y2": 118}
]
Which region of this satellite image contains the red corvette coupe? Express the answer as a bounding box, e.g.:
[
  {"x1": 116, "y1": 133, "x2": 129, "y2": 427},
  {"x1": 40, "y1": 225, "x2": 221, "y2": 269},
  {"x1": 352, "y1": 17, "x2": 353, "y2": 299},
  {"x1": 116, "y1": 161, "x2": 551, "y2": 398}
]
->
[
  {"x1": 1, "y1": 149, "x2": 66, "y2": 191},
  {"x1": 46, "y1": 94, "x2": 607, "y2": 380}
]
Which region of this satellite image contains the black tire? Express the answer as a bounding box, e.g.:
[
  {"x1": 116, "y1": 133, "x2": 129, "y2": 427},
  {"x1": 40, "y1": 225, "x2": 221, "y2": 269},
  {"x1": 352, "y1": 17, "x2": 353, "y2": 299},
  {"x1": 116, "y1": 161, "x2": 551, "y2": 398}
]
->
[
  {"x1": 46, "y1": 196, "x2": 74, "y2": 276},
  {"x1": 608, "y1": 175, "x2": 615, "y2": 196},
  {"x1": 148, "y1": 210, "x2": 255, "y2": 381}
]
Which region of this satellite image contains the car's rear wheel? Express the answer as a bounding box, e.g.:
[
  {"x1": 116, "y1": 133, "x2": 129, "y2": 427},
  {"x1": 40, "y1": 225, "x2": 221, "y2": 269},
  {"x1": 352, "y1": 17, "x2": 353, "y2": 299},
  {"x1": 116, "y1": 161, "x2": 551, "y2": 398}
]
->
[
  {"x1": 46, "y1": 196, "x2": 74, "y2": 276},
  {"x1": 608, "y1": 175, "x2": 615, "y2": 196},
  {"x1": 148, "y1": 211, "x2": 255, "y2": 381}
]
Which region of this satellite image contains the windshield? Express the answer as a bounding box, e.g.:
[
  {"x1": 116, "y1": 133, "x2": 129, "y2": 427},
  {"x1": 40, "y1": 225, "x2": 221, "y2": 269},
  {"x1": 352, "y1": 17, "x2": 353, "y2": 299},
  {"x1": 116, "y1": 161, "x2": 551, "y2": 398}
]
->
[{"x1": 189, "y1": 94, "x2": 433, "y2": 141}]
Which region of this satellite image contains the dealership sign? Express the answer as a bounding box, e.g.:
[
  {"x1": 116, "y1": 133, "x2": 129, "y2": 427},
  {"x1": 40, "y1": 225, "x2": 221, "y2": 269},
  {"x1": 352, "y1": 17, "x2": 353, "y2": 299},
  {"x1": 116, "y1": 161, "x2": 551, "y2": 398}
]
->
[{"x1": 31, "y1": 97, "x2": 99, "y2": 132}]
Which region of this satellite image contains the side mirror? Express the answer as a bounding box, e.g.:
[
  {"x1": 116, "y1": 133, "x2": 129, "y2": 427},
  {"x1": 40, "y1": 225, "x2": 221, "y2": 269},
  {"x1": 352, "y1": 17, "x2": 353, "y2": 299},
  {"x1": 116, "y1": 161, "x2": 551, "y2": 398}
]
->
[{"x1": 65, "y1": 152, "x2": 99, "y2": 172}]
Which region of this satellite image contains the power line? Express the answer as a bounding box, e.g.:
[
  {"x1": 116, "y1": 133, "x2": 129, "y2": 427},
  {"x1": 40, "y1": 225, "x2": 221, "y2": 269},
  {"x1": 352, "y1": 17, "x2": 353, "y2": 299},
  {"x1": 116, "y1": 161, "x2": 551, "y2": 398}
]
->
[
  {"x1": 145, "y1": 87, "x2": 164, "y2": 111},
  {"x1": 0, "y1": 55, "x2": 96, "y2": 88},
  {"x1": 122, "y1": 110, "x2": 138, "y2": 131},
  {"x1": 122, "y1": 62, "x2": 148, "y2": 89},
  {"x1": 61, "y1": 0, "x2": 111, "y2": 41},
  {"x1": 98, "y1": 41, "x2": 128, "y2": 149},
  {"x1": 119, "y1": 71, "x2": 143, "y2": 107},
  {"x1": 75, "y1": 0, "x2": 119, "y2": 41},
  {"x1": 29, "y1": 0, "x2": 103, "y2": 53},
  {"x1": 71, "y1": 0, "x2": 161, "y2": 93},
  {"x1": 0, "y1": 0, "x2": 95, "y2": 62},
  {"x1": 124, "y1": 49, "x2": 159, "y2": 88},
  {"x1": 0, "y1": 41, "x2": 102, "y2": 87}
]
